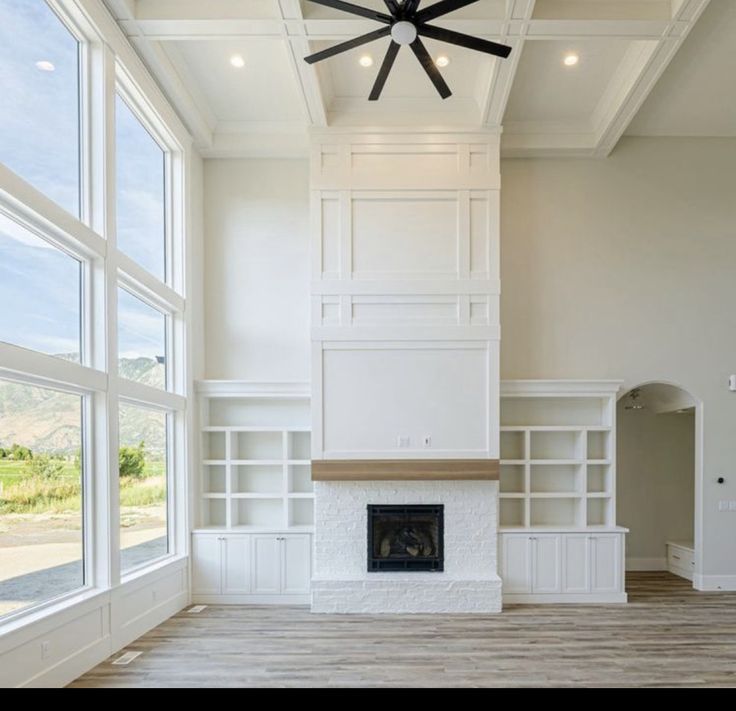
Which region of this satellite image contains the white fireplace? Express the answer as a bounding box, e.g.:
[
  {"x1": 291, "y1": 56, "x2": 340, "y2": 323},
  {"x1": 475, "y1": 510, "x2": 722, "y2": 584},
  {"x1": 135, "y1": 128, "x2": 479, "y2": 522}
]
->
[
  {"x1": 310, "y1": 130, "x2": 502, "y2": 613},
  {"x1": 311, "y1": 480, "x2": 501, "y2": 613}
]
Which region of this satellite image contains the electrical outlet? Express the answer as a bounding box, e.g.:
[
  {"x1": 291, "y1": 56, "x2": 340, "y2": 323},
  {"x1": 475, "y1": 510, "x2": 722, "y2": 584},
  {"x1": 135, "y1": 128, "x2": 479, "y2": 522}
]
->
[
  {"x1": 41, "y1": 641, "x2": 50, "y2": 660},
  {"x1": 730, "y1": 501, "x2": 736, "y2": 512},
  {"x1": 718, "y1": 500, "x2": 729, "y2": 511},
  {"x1": 423, "y1": 435, "x2": 432, "y2": 448},
  {"x1": 397, "y1": 436, "x2": 410, "y2": 448}
]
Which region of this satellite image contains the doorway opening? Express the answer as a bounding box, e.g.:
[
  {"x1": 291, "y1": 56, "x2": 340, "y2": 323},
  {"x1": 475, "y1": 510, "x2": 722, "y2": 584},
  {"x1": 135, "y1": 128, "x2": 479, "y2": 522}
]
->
[{"x1": 617, "y1": 382, "x2": 700, "y2": 591}]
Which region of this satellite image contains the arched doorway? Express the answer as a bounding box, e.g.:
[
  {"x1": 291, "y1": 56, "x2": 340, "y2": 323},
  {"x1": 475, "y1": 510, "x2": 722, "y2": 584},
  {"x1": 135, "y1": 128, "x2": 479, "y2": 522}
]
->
[{"x1": 617, "y1": 382, "x2": 702, "y2": 590}]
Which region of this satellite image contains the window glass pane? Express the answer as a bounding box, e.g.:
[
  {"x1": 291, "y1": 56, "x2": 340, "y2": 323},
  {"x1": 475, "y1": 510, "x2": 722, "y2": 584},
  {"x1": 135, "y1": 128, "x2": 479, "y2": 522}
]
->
[
  {"x1": 0, "y1": 212, "x2": 81, "y2": 361},
  {"x1": 116, "y1": 95, "x2": 166, "y2": 280},
  {"x1": 118, "y1": 287, "x2": 167, "y2": 390},
  {"x1": 0, "y1": 379, "x2": 83, "y2": 618},
  {"x1": 0, "y1": 0, "x2": 80, "y2": 216},
  {"x1": 119, "y1": 404, "x2": 168, "y2": 573}
]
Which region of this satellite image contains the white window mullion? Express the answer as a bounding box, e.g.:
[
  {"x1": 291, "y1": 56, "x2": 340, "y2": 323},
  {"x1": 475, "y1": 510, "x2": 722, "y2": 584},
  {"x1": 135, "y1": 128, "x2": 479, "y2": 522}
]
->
[{"x1": 99, "y1": 41, "x2": 121, "y2": 589}]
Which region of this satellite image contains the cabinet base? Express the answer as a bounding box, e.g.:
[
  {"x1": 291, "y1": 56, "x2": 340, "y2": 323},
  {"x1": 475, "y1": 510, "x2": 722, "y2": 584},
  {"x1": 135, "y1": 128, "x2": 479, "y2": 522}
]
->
[
  {"x1": 503, "y1": 592, "x2": 627, "y2": 604},
  {"x1": 192, "y1": 594, "x2": 310, "y2": 605}
]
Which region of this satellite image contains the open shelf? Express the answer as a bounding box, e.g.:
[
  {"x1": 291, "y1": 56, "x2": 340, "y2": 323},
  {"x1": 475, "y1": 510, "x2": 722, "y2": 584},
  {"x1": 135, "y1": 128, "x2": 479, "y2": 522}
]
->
[
  {"x1": 530, "y1": 464, "x2": 582, "y2": 494},
  {"x1": 203, "y1": 498, "x2": 227, "y2": 528},
  {"x1": 233, "y1": 464, "x2": 282, "y2": 495},
  {"x1": 202, "y1": 431, "x2": 226, "y2": 460},
  {"x1": 500, "y1": 498, "x2": 526, "y2": 528},
  {"x1": 288, "y1": 464, "x2": 313, "y2": 494},
  {"x1": 198, "y1": 386, "x2": 314, "y2": 531},
  {"x1": 234, "y1": 498, "x2": 284, "y2": 528},
  {"x1": 232, "y1": 431, "x2": 282, "y2": 460},
  {"x1": 500, "y1": 464, "x2": 525, "y2": 494},
  {"x1": 498, "y1": 383, "x2": 618, "y2": 532},
  {"x1": 202, "y1": 465, "x2": 227, "y2": 495},
  {"x1": 500, "y1": 431, "x2": 525, "y2": 460}
]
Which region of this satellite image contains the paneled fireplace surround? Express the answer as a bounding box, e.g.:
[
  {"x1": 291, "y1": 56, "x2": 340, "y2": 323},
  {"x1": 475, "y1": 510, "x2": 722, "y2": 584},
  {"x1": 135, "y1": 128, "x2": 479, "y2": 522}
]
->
[{"x1": 309, "y1": 132, "x2": 503, "y2": 613}]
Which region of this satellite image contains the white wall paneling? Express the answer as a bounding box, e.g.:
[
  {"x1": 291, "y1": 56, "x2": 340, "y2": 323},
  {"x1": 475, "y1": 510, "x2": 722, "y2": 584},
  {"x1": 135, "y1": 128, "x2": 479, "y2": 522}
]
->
[{"x1": 311, "y1": 132, "x2": 501, "y2": 462}]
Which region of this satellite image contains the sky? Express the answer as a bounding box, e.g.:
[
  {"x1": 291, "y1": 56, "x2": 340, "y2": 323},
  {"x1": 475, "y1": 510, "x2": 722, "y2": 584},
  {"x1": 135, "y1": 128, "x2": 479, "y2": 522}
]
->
[{"x1": 0, "y1": 1, "x2": 167, "y2": 363}]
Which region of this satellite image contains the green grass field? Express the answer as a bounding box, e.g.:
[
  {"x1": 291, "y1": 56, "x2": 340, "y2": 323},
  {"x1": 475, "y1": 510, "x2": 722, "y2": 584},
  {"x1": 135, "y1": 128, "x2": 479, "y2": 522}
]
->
[{"x1": 0, "y1": 460, "x2": 166, "y2": 514}]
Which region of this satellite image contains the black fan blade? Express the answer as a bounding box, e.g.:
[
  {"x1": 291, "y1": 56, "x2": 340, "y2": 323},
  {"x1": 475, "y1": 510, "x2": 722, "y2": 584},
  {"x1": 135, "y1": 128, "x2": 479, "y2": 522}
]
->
[
  {"x1": 305, "y1": 0, "x2": 392, "y2": 23},
  {"x1": 304, "y1": 26, "x2": 391, "y2": 64},
  {"x1": 369, "y1": 41, "x2": 400, "y2": 101},
  {"x1": 410, "y1": 37, "x2": 451, "y2": 99},
  {"x1": 404, "y1": 0, "x2": 422, "y2": 13},
  {"x1": 416, "y1": 0, "x2": 480, "y2": 23},
  {"x1": 382, "y1": 0, "x2": 400, "y2": 14},
  {"x1": 417, "y1": 23, "x2": 512, "y2": 58}
]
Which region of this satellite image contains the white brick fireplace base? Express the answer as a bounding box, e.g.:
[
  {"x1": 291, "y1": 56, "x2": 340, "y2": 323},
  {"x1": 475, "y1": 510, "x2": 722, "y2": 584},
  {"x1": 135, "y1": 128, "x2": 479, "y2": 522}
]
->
[{"x1": 311, "y1": 480, "x2": 502, "y2": 614}]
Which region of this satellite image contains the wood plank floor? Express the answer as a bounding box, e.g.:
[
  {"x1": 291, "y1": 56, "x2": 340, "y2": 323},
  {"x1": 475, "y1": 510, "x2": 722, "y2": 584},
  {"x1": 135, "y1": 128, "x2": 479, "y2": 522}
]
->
[{"x1": 70, "y1": 573, "x2": 736, "y2": 688}]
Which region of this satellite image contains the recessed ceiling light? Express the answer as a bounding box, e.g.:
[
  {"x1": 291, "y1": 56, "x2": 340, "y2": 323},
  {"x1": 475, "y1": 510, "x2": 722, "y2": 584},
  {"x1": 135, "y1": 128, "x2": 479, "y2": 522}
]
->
[
  {"x1": 359, "y1": 55, "x2": 374, "y2": 68},
  {"x1": 435, "y1": 55, "x2": 450, "y2": 68},
  {"x1": 230, "y1": 54, "x2": 245, "y2": 69},
  {"x1": 35, "y1": 60, "x2": 55, "y2": 72},
  {"x1": 563, "y1": 53, "x2": 579, "y2": 67}
]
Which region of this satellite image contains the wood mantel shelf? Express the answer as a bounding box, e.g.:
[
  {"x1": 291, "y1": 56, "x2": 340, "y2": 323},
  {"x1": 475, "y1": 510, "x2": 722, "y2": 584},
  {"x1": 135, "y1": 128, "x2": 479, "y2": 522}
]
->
[{"x1": 311, "y1": 459, "x2": 499, "y2": 482}]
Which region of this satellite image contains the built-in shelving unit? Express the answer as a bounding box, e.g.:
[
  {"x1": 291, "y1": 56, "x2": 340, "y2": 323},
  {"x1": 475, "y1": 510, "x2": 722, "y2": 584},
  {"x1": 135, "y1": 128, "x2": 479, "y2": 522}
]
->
[
  {"x1": 196, "y1": 382, "x2": 313, "y2": 531},
  {"x1": 499, "y1": 382, "x2": 619, "y2": 530}
]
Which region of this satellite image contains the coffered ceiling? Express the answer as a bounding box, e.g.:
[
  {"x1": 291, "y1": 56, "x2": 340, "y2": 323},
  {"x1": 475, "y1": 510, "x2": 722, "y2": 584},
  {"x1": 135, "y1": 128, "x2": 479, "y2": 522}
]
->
[{"x1": 103, "y1": 0, "x2": 725, "y2": 157}]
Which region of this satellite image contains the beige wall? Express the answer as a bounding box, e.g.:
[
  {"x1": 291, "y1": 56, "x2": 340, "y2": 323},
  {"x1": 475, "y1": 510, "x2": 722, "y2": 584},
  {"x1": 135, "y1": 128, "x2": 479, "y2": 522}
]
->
[
  {"x1": 501, "y1": 137, "x2": 736, "y2": 582},
  {"x1": 617, "y1": 405, "x2": 695, "y2": 564},
  {"x1": 203, "y1": 159, "x2": 310, "y2": 381}
]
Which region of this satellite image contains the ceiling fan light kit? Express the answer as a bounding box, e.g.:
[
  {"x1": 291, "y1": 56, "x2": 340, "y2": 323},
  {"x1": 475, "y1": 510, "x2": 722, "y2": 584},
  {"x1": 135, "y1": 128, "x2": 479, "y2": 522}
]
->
[{"x1": 303, "y1": 0, "x2": 513, "y2": 101}]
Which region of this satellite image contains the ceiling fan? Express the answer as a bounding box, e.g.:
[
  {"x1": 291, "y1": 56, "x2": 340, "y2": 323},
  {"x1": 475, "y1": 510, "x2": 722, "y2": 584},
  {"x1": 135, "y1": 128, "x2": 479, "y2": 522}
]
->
[{"x1": 303, "y1": 0, "x2": 512, "y2": 101}]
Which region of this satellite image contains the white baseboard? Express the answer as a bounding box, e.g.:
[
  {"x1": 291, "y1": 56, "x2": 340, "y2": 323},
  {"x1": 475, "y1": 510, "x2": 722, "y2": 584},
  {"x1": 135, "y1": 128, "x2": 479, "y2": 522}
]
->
[
  {"x1": 693, "y1": 574, "x2": 736, "y2": 591},
  {"x1": 193, "y1": 593, "x2": 310, "y2": 605},
  {"x1": 626, "y1": 557, "x2": 667, "y2": 571},
  {"x1": 503, "y1": 592, "x2": 627, "y2": 604}
]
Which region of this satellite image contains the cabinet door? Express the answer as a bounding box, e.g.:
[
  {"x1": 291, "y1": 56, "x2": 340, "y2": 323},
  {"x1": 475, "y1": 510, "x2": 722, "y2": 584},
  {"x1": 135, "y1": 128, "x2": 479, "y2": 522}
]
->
[
  {"x1": 281, "y1": 535, "x2": 311, "y2": 594},
  {"x1": 191, "y1": 535, "x2": 221, "y2": 595},
  {"x1": 222, "y1": 535, "x2": 252, "y2": 595},
  {"x1": 590, "y1": 535, "x2": 620, "y2": 593},
  {"x1": 501, "y1": 535, "x2": 532, "y2": 593},
  {"x1": 531, "y1": 535, "x2": 561, "y2": 593},
  {"x1": 562, "y1": 535, "x2": 590, "y2": 593},
  {"x1": 252, "y1": 535, "x2": 281, "y2": 594}
]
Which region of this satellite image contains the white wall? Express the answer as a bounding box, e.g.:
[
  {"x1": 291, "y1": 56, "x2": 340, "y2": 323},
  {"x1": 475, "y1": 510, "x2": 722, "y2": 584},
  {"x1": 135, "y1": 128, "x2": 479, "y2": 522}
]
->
[
  {"x1": 617, "y1": 405, "x2": 695, "y2": 565},
  {"x1": 501, "y1": 137, "x2": 736, "y2": 585},
  {"x1": 203, "y1": 159, "x2": 310, "y2": 382}
]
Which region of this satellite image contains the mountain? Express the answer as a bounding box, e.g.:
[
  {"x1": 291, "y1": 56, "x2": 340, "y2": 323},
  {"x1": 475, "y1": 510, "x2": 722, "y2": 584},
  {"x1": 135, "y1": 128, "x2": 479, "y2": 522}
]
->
[{"x1": 0, "y1": 357, "x2": 167, "y2": 456}]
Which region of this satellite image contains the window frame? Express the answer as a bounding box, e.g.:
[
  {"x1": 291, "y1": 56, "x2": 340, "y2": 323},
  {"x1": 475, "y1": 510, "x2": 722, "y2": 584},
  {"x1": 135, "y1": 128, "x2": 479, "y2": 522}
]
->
[{"x1": 0, "y1": 0, "x2": 193, "y2": 629}]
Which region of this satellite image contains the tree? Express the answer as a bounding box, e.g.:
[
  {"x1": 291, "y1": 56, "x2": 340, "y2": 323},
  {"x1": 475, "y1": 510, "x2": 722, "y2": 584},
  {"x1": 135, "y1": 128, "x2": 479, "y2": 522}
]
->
[
  {"x1": 119, "y1": 442, "x2": 146, "y2": 478},
  {"x1": 0, "y1": 447, "x2": 7, "y2": 459},
  {"x1": 10, "y1": 443, "x2": 32, "y2": 461},
  {"x1": 29, "y1": 454, "x2": 65, "y2": 480}
]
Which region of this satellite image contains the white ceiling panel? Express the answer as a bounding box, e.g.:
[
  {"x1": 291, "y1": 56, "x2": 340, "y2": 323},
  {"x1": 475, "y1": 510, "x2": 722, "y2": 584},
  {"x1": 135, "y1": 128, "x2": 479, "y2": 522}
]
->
[
  {"x1": 504, "y1": 39, "x2": 633, "y2": 124},
  {"x1": 165, "y1": 38, "x2": 306, "y2": 123}
]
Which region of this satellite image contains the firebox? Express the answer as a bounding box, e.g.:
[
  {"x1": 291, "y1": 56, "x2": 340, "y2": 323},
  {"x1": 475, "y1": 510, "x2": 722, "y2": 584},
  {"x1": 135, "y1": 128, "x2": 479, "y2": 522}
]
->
[{"x1": 367, "y1": 504, "x2": 444, "y2": 572}]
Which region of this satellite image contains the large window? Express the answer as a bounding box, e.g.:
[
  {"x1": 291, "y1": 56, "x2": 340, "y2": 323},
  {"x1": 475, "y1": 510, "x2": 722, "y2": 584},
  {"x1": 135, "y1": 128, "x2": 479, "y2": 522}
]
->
[
  {"x1": 119, "y1": 404, "x2": 168, "y2": 573},
  {"x1": 116, "y1": 95, "x2": 167, "y2": 280},
  {"x1": 0, "y1": 380, "x2": 84, "y2": 617},
  {"x1": 0, "y1": 212, "x2": 81, "y2": 361},
  {"x1": 118, "y1": 288, "x2": 167, "y2": 390},
  {"x1": 0, "y1": 0, "x2": 80, "y2": 216},
  {"x1": 0, "y1": 0, "x2": 187, "y2": 628}
]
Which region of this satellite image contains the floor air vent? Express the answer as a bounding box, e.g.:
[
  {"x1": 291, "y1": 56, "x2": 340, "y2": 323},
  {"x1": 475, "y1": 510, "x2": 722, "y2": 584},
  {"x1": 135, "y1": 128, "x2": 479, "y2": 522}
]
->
[{"x1": 112, "y1": 651, "x2": 142, "y2": 666}]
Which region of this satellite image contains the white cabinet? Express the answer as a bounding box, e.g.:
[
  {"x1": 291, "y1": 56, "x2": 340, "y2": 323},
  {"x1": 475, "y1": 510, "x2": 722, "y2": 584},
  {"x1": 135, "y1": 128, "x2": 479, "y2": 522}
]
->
[
  {"x1": 532, "y1": 535, "x2": 561, "y2": 593},
  {"x1": 281, "y1": 535, "x2": 312, "y2": 594},
  {"x1": 192, "y1": 532, "x2": 312, "y2": 604},
  {"x1": 500, "y1": 531, "x2": 627, "y2": 603},
  {"x1": 666, "y1": 541, "x2": 695, "y2": 582},
  {"x1": 252, "y1": 535, "x2": 281, "y2": 594},
  {"x1": 222, "y1": 534, "x2": 252, "y2": 595}
]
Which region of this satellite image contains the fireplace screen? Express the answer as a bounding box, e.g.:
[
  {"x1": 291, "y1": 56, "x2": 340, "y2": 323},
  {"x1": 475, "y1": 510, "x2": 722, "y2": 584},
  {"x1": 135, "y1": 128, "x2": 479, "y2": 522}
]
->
[{"x1": 367, "y1": 504, "x2": 444, "y2": 572}]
